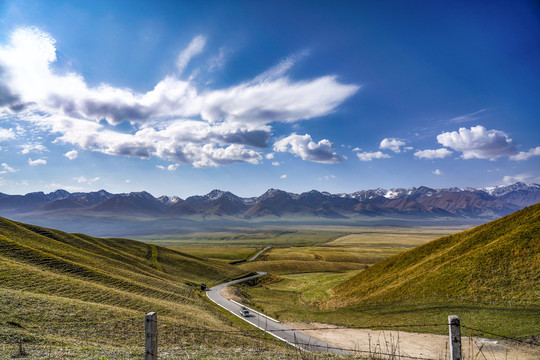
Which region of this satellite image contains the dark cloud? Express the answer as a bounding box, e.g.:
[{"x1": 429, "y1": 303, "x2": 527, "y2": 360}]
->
[
  {"x1": 221, "y1": 129, "x2": 271, "y2": 148},
  {"x1": 0, "y1": 68, "x2": 26, "y2": 112},
  {"x1": 83, "y1": 100, "x2": 151, "y2": 124}
]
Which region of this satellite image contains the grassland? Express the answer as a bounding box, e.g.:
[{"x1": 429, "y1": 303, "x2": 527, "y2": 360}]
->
[
  {"x1": 237, "y1": 226, "x2": 462, "y2": 274},
  {"x1": 0, "y1": 217, "x2": 304, "y2": 358},
  {"x1": 328, "y1": 203, "x2": 540, "y2": 308},
  {"x1": 148, "y1": 229, "x2": 347, "y2": 265},
  {"x1": 167, "y1": 245, "x2": 262, "y2": 263},
  {"x1": 141, "y1": 229, "x2": 347, "y2": 247},
  {"x1": 3, "y1": 208, "x2": 538, "y2": 357},
  {"x1": 235, "y1": 272, "x2": 540, "y2": 339},
  {"x1": 229, "y1": 211, "x2": 540, "y2": 340}
]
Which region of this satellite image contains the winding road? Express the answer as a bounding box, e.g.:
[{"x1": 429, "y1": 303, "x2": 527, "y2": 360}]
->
[
  {"x1": 248, "y1": 246, "x2": 272, "y2": 261},
  {"x1": 206, "y1": 272, "x2": 349, "y2": 354}
]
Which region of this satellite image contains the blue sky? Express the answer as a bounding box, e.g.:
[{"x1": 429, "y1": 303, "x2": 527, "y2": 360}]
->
[{"x1": 0, "y1": 0, "x2": 539, "y2": 197}]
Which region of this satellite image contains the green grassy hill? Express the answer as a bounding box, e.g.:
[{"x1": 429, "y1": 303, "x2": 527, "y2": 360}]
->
[
  {"x1": 0, "y1": 217, "x2": 270, "y2": 358},
  {"x1": 325, "y1": 202, "x2": 540, "y2": 309}
]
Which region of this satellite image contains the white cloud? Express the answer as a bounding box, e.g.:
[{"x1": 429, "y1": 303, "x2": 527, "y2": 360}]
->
[
  {"x1": 20, "y1": 143, "x2": 47, "y2": 154},
  {"x1": 414, "y1": 148, "x2": 453, "y2": 159},
  {"x1": 201, "y1": 76, "x2": 359, "y2": 125},
  {"x1": 64, "y1": 150, "x2": 78, "y2": 160},
  {"x1": 125, "y1": 179, "x2": 131, "y2": 183},
  {"x1": 47, "y1": 183, "x2": 84, "y2": 192},
  {"x1": 272, "y1": 161, "x2": 280, "y2": 166},
  {"x1": 352, "y1": 147, "x2": 361, "y2": 152},
  {"x1": 280, "y1": 174, "x2": 287, "y2": 179},
  {"x1": 0, "y1": 128, "x2": 15, "y2": 141},
  {"x1": 356, "y1": 151, "x2": 390, "y2": 161},
  {"x1": 379, "y1": 138, "x2": 405, "y2": 153},
  {"x1": 191, "y1": 144, "x2": 262, "y2": 167},
  {"x1": 0, "y1": 163, "x2": 17, "y2": 174},
  {"x1": 509, "y1": 146, "x2": 540, "y2": 161},
  {"x1": 273, "y1": 133, "x2": 340, "y2": 163},
  {"x1": 0, "y1": 27, "x2": 359, "y2": 167},
  {"x1": 432, "y1": 169, "x2": 442, "y2": 175},
  {"x1": 176, "y1": 35, "x2": 206, "y2": 75},
  {"x1": 157, "y1": 164, "x2": 178, "y2": 170},
  {"x1": 74, "y1": 176, "x2": 100, "y2": 185},
  {"x1": 28, "y1": 158, "x2": 46, "y2": 166},
  {"x1": 502, "y1": 173, "x2": 537, "y2": 185},
  {"x1": 436, "y1": 125, "x2": 517, "y2": 160},
  {"x1": 265, "y1": 153, "x2": 275, "y2": 159}
]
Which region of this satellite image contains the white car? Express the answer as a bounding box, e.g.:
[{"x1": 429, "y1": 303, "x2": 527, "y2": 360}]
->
[{"x1": 239, "y1": 307, "x2": 250, "y2": 317}]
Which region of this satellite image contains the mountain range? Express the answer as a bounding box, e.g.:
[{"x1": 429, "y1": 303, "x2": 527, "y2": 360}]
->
[{"x1": 1, "y1": 182, "x2": 538, "y2": 222}]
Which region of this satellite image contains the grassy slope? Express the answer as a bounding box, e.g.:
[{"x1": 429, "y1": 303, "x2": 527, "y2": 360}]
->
[
  {"x1": 326, "y1": 203, "x2": 540, "y2": 309},
  {"x1": 0, "y1": 217, "x2": 263, "y2": 353}
]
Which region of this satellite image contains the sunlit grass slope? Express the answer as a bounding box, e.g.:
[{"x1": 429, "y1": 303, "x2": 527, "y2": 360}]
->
[
  {"x1": 0, "y1": 216, "x2": 251, "y2": 332},
  {"x1": 326, "y1": 203, "x2": 540, "y2": 309}
]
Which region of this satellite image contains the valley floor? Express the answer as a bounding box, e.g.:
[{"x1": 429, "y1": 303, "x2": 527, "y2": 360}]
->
[{"x1": 282, "y1": 321, "x2": 540, "y2": 360}]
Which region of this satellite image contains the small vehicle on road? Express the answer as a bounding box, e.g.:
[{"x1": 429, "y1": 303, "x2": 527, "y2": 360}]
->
[{"x1": 239, "y1": 306, "x2": 250, "y2": 317}]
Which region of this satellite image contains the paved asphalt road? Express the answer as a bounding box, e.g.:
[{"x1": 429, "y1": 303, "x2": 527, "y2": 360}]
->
[
  {"x1": 248, "y1": 246, "x2": 272, "y2": 261},
  {"x1": 206, "y1": 272, "x2": 349, "y2": 355}
]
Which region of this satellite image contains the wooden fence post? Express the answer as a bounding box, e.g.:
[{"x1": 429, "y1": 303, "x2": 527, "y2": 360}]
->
[
  {"x1": 145, "y1": 312, "x2": 158, "y2": 360},
  {"x1": 448, "y1": 315, "x2": 461, "y2": 360}
]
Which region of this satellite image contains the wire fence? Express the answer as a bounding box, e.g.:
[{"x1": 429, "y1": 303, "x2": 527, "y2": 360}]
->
[{"x1": 1, "y1": 314, "x2": 538, "y2": 360}]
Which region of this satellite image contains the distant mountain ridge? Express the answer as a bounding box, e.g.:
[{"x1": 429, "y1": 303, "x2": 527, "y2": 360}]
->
[{"x1": 0, "y1": 182, "x2": 538, "y2": 221}]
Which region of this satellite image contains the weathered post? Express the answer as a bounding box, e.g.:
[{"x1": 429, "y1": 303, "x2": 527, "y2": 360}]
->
[
  {"x1": 448, "y1": 315, "x2": 461, "y2": 360},
  {"x1": 145, "y1": 312, "x2": 158, "y2": 360}
]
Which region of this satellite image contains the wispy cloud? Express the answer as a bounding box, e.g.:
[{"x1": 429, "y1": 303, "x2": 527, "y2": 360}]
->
[
  {"x1": 64, "y1": 150, "x2": 78, "y2": 160},
  {"x1": 20, "y1": 143, "x2": 47, "y2": 154},
  {"x1": 509, "y1": 146, "x2": 540, "y2": 161},
  {"x1": 252, "y1": 50, "x2": 309, "y2": 84},
  {"x1": 319, "y1": 174, "x2": 336, "y2": 181},
  {"x1": 449, "y1": 109, "x2": 487, "y2": 123},
  {"x1": 74, "y1": 176, "x2": 100, "y2": 185},
  {"x1": 157, "y1": 164, "x2": 178, "y2": 171},
  {"x1": 28, "y1": 158, "x2": 46, "y2": 166},
  {"x1": 176, "y1": 35, "x2": 206, "y2": 75},
  {"x1": 356, "y1": 151, "x2": 390, "y2": 161},
  {"x1": 0, "y1": 163, "x2": 17, "y2": 174},
  {"x1": 414, "y1": 148, "x2": 452, "y2": 159}
]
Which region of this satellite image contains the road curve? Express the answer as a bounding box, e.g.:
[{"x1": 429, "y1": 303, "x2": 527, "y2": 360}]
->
[
  {"x1": 206, "y1": 272, "x2": 349, "y2": 355},
  {"x1": 248, "y1": 246, "x2": 272, "y2": 261}
]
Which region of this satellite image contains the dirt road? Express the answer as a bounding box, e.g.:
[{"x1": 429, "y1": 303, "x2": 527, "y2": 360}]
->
[{"x1": 283, "y1": 322, "x2": 540, "y2": 360}]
